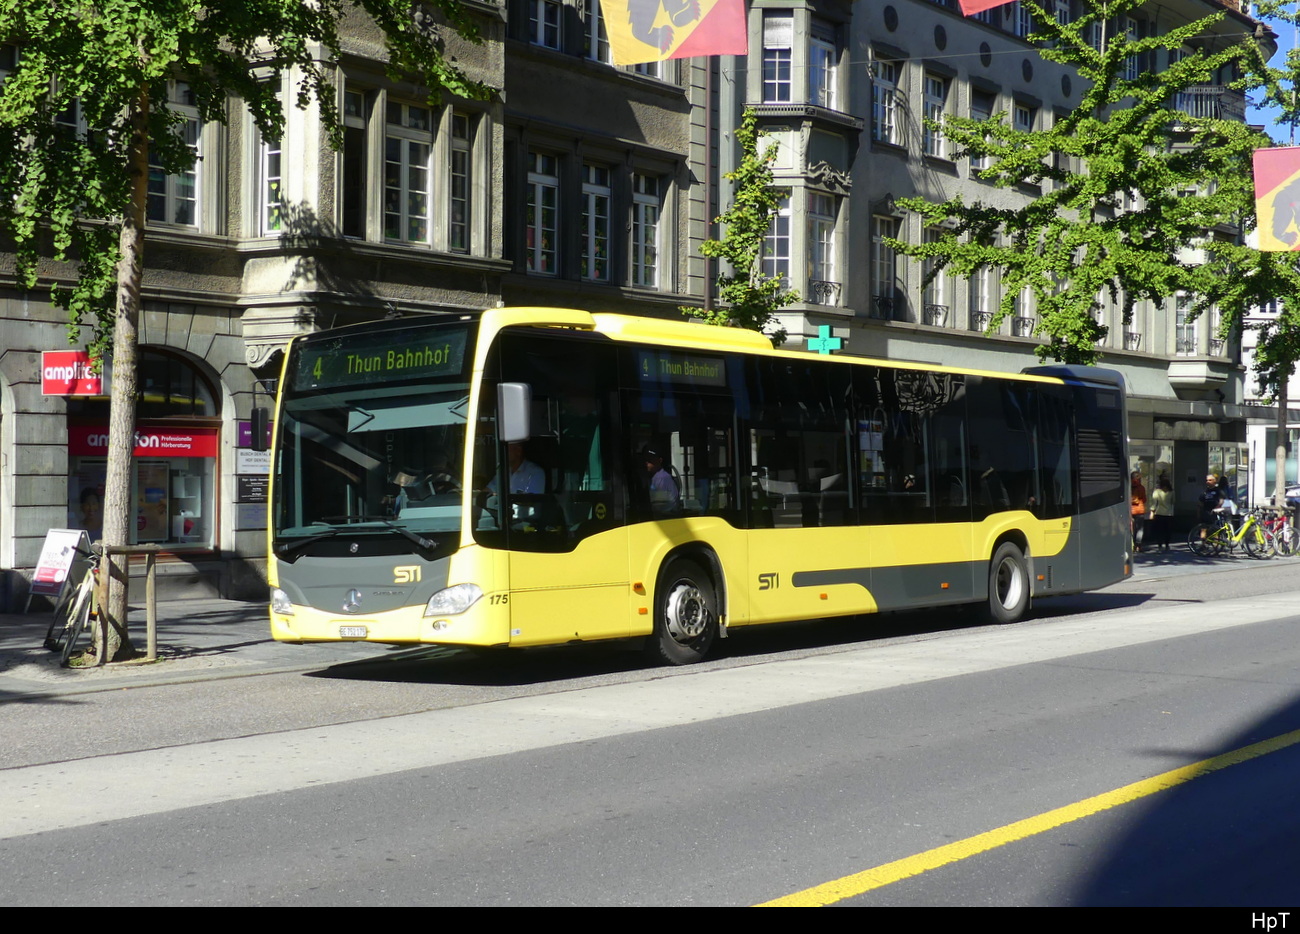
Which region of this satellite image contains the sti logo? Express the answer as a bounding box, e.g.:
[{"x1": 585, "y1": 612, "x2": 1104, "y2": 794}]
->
[
  {"x1": 758, "y1": 572, "x2": 779, "y2": 591},
  {"x1": 394, "y1": 566, "x2": 421, "y2": 584}
]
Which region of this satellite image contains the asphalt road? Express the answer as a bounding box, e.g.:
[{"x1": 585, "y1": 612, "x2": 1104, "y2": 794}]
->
[{"x1": 2, "y1": 557, "x2": 1299, "y2": 906}]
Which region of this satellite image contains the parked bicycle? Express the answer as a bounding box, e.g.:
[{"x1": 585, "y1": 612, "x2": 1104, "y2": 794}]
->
[
  {"x1": 1188, "y1": 509, "x2": 1274, "y2": 558},
  {"x1": 42, "y1": 544, "x2": 101, "y2": 666},
  {"x1": 1260, "y1": 507, "x2": 1297, "y2": 558}
]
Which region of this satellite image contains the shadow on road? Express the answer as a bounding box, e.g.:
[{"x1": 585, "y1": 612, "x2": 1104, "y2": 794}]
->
[
  {"x1": 1072, "y1": 696, "x2": 1300, "y2": 905},
  {"x1": 306, "y1": 590, "x2": 1160, "y2": 688}
]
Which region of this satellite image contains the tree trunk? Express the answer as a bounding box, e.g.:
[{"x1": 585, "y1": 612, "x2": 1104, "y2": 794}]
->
[{"x1": 94, "y1": 91, "x2": 149, "y2": 664}]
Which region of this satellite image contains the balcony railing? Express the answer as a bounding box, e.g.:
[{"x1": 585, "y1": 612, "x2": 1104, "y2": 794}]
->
[
  {"x1": 924, "y1": 303, "x2": 948, "y2": 327},
  {"x1": 870, "y1": 294, "x2": 895, "y2": 320},
  {"x1": 1012, "y1": 316, "x2": 1036, "y2": 337},
  {"x1": 1175, "y1": 336, "x2": 1198, "y2": 355},
  {"x1": 969, "y1": 310, "x2": 993, "y2": 332},
  {"x1": 1210, "y1": 337, "x2": 1226, "y2": 356},
  {"x1": 808, "y1": 279, "x2": 842, "y2": 307},
  {"x1": 1173, "y1": 86, "x2": 1246, "y2": 122},
  {"x1": 1124, "y1": 331, "x2": 1141, "y2": 351}
]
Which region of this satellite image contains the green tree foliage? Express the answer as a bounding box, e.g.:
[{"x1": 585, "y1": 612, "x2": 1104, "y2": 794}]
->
[
  {"x1": 0, "y1": 0, "x2": 488, "y2": 660},
  {"x1": 893, "y1": 0, "x2": 1267, "y2": 364},
  {"x1": 1198, "y1": 2, "x2": 1300, "y2": 397},
  {"x1": 685, "y1": 107, "x2": 796, "y2": 345},
  {"x1": 0, "y1": 0, "x2": 487, "y2": 358}
]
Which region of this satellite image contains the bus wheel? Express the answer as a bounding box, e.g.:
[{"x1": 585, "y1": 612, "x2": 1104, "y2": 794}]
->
[
  {"x1": 987, "y1": 542, "x2": 1029, "y2": 624},
  {"x1": 647, "y1": 559, "x2": 718, "y2": 665}
]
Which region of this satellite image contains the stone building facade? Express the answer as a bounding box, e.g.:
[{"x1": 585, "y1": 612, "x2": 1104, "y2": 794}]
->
[
  {"x1": 728, "y1": 0, "x2": 1269, "y2": 523},
  {"x1": 0, "y1": 0, "x2": 1274, "y2": 604}
]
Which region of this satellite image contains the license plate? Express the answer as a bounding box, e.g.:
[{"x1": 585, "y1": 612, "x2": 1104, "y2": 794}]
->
[{"x1": 338, "y1": 625, "x2": 368, "y2": 638}]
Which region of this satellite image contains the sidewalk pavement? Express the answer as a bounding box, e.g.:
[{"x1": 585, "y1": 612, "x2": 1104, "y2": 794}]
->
[{"x1": 0, "y1": 544, "x2": 1281, "y2": 699}]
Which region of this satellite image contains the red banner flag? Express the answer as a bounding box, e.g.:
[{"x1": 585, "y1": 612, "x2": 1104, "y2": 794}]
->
[
  {"x1": 1255, "y1": 147, "x2": 1300, "y2": 252},
  {"x1": 602, "y1": 0, "x2": 748, "y2": 67},
  {"x1": 958, "y1": 0, "x2": 1016, "y2": 16}
]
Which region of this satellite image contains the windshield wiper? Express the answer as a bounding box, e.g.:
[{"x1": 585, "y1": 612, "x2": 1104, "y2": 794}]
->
[
  {"x1": 274, "y1": 526, "x2": 340, "y2": 560},
  {"x1": 319, "y1": 515, "x2": 437, "y2": 551}
]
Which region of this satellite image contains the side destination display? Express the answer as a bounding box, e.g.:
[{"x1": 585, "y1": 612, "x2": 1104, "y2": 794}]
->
[{"x1": 293, "y1": 326, "x2": 469, "y2": 391}]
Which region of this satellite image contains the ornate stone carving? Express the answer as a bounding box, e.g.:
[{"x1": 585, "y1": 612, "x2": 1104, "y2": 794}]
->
[{"x1": 807, "y1": 161, "x2": 852, "y2": 194}]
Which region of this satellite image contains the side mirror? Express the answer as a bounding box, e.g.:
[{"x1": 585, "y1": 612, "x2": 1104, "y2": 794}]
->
[{"x1": 497, "y1": 382, "x2": 531, "y2": 444}]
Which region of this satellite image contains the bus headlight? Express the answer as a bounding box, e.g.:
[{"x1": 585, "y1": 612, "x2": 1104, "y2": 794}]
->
[
  {"x1": 425, "y1": 583, "x2": 483, "y2": 617},
  {"x1": 270, "y1": 588, "x2": 294, "y2": 616}
]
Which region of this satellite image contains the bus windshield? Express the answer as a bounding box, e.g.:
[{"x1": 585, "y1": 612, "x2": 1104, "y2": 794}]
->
[{"x1": 273, "y1": 323, "x2": 473, "y2": 553}]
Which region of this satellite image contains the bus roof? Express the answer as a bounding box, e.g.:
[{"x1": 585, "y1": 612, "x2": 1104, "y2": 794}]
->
[{"x1": 291, "y1": 308, "x2": 1080, "y2": 388}]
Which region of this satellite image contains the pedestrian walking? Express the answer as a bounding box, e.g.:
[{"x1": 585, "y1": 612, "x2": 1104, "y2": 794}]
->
[
  {"x1": 1131, "y1": 469, "x2": 1148, "y2": 552},
  {"x1": 1197, "y1": 474, "x2": 1222, "y2": 524},
  {"x1": 1149, "y1": 476, "x2": 1174, "y2": 552}
]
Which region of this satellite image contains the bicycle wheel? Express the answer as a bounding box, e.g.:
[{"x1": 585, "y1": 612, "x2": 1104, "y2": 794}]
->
[
  {"x1": 1188, "y1": 523, "x2": 1220, "y2": 556},
  {"x1": 1276, "y1": 524, "x2": 1298, "y2": 557},
  {"x1": 44, "y1": 578, "x2": 81, "y2": 651},
  {"x1": 1244, "y1": 525, "x2": 1273, "y2": 559},
  {"x1": 60, "y1": 585, "x2": 92, "y2": 666},
  {"x1": 43, "y1": 612, "x2": 65, "y2": 652}
]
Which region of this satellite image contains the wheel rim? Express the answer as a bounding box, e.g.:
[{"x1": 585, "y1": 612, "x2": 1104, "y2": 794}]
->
[
  {"x1": 994, "y1": 556, "x2": 1025, "y2": 610},
  {"x1": 664, "y1": 580, "x2": 710, "y2": 644}
]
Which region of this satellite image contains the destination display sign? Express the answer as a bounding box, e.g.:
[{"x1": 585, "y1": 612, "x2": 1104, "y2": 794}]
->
[
  {"x1": 292, "y1": 326, "x2": 469, "y2": 391},
  {"x1": 636, "y1": 350, "x2": 727, "y2": 388}
]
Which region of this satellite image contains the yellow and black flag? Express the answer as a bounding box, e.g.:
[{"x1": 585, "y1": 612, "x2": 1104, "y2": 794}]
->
[
  {"x1": 601, "y1": 0, "x2": 748, "y2": 67},
  {"x1": 1254, "y1": 146, "x2": 1300, "y2": 251}
]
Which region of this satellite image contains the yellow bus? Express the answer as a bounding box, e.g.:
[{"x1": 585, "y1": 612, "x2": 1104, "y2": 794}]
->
[{"x1": 267, "y1": 308, "x2": 1129, "y2": 664}]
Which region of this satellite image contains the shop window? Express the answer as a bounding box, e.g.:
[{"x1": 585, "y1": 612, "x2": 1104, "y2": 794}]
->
[{"x1": 67, "y1": 349, "x2": 220, "y2": 550}]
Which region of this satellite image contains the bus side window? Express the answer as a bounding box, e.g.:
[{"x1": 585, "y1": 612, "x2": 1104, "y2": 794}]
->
[
  {"x1": 1037, "y1": 389, "x2": 1075, "y2": 518},
  {"x1": 747, "y1": 358, "x2": 853, "y2": 529},
  {"x1": 968, "y1": 378, "x2": 1039, "y2": 518}
]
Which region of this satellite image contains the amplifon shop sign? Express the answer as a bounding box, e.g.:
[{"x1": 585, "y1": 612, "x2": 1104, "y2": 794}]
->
[
  {"x1": 42, "y1": 350, "x2": 107, "y2": 396},
  {"x1": 69, "y1": 425, "x2": 218, "y2": 458}
]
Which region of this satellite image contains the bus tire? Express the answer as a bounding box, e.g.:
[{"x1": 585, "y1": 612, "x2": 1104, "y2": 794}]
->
[
  {"x1": 647, "y1": 559, "x2": 717, "y2": 666},
  {"x1": 986, "y1": 542, "x2": 1029, "y2": 624}
]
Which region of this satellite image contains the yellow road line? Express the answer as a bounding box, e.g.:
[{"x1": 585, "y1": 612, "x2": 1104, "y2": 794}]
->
[{"x1": 758, "y1": 726, "x2": 1300, "y2": 907}]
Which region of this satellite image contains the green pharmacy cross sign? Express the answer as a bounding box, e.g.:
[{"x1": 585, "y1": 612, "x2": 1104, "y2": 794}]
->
[{"x1": 807, "y1": 325, "x2": 842, "y2": 355}]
